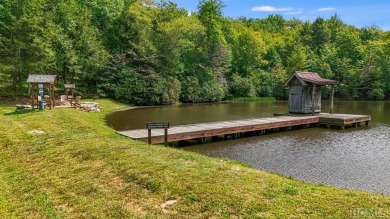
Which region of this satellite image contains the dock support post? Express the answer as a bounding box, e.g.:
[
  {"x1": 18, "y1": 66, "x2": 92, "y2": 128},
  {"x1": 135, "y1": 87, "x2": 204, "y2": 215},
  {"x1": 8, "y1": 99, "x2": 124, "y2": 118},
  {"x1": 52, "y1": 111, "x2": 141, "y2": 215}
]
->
[
  {"x1": 330, "y1": 85, "x2": 335, "y2": 114},
  {"x1": 197, "y1": 137, "x2": 206, "y2": 144},
  {"x1": 365, "y1": 121, "x2": 369, "y2": 126}
]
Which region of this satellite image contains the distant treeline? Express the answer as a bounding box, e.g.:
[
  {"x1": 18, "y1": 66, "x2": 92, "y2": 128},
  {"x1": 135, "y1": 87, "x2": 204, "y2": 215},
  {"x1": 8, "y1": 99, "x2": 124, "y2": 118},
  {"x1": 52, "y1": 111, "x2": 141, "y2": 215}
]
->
[{"x1": 1, "y1": 0, "x2": 389, "y2": 104}]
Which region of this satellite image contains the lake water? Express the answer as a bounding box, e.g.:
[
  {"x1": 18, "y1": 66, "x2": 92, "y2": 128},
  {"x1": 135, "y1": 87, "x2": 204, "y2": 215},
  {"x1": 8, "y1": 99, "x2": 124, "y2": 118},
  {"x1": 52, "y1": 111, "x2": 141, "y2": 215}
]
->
[{"x1": 106, "y1": 101, "x2": 390, "y2": 195}]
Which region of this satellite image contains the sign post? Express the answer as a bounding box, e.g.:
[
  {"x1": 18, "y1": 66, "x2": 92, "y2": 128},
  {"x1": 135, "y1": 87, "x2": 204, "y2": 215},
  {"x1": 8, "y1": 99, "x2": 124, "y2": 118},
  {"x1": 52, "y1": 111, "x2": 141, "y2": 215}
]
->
[
  {"x1": 38, "y1": 84, "x2": 44, "y2": 110},
  {"x1": 146, "y1": 122, "x2": 170, "y2": 145}
]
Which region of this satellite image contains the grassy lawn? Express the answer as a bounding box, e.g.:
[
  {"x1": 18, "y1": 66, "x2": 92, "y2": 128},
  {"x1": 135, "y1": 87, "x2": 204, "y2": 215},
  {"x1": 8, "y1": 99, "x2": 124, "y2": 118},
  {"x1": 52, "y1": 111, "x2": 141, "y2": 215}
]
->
[{"x1": 0, "y1": 99, "x2": 389, "y2": 218}]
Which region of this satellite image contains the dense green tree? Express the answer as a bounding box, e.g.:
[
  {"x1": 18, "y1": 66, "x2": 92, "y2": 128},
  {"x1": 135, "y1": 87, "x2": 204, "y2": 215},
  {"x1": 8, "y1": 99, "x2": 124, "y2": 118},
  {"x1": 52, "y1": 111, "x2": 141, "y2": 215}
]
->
[
  {"x1": 198, "y1": 0, "x2": 225, "y2": 56},
  {"x1": 1, "y1": 0, "x2": 389, "y2": 102},
  {"x1": 263, "y1": 48, "x2": 282, "y2": 72},
  {"x1": 326, "y1": 14, "x2": 344, "y2": 42},
  {"x1": 197, "y1": 0, "x2": 230, "y2": 87},
  {"x1": 286, "y1": 44, "x2": 309, "y2": 73},
  {"x1": 253, "y1": 15, "x2": 286, "y2": 33},
  {"x1": 0, "y1": 0, "x2": 17, "y2": 89},
  {"x1": 79, "y1": 0, "x2": 125, "y2": 31},
  {"x1": 52, "y1": 0, "x2": 108, "y2": 93},
  {"x1": 0, "y1": 0, "x2": 29, "y2": 91},
  {"x1": 360, "y1": 26, "x2": 381, "y2": 43},
  {"x1": 230, "y1": 27, "x2": 265, "y2": 78},
  {"x1": 336, "y1": 28, "x2": 362, "y2": 65},
  {"x1": 310, "y1": 17, "x2": 331, "y2": 56}
]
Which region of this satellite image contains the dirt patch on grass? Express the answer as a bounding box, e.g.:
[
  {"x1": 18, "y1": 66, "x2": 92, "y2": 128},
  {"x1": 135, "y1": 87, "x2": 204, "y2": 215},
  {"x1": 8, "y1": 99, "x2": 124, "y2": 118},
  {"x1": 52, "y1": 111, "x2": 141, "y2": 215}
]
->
[{"x1": 28, "y1": 130, "x2": 46, "y2": 135}]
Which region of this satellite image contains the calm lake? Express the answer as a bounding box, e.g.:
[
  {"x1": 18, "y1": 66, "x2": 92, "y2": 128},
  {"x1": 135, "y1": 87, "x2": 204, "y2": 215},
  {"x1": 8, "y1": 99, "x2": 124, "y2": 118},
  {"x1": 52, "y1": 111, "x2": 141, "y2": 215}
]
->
[{"x1": 106, "y1": 101, "x2": 390, "y2": 195}]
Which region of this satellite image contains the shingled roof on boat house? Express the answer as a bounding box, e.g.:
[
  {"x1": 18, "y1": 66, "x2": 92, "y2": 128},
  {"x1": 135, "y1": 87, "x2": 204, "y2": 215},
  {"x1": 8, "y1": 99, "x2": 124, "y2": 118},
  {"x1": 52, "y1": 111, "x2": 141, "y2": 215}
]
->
[{"x1": 284, "y1": 71, "x2": 338, "y2": 114}]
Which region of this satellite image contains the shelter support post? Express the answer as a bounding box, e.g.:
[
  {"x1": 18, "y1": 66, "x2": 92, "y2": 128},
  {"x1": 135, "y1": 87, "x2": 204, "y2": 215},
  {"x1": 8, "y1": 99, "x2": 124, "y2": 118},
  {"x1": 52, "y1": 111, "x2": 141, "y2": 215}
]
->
[
  {"x1": 52, "y1": 84, "x2": 55, "y2": 108},
  {"x1": 49, "y1": 85, "x2": 51, "y2": 109},
  {"x1": 29, "y1": 84, "x2": 34, "y2": 109},
  {"x1": 312, "y1": 84, "x2": 316, "y2": 115},
  {"x1": 330, "y1": 85, "x2": 335, "y2": 114}
]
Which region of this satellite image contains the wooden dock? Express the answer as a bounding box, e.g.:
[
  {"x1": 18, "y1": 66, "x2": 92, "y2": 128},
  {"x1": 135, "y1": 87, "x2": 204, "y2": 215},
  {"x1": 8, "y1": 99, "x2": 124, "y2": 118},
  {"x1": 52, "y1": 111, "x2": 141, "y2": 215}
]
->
[{"x1": 117, "y1": 113, "x2": 371, "y2": 144}]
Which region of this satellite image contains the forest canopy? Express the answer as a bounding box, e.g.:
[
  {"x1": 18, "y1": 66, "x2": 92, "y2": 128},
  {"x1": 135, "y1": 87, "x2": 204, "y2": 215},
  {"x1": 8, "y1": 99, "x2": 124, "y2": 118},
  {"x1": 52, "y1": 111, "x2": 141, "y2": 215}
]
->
[{"x1": 1, "y1": 0, "x2": 389, "y2": 104}]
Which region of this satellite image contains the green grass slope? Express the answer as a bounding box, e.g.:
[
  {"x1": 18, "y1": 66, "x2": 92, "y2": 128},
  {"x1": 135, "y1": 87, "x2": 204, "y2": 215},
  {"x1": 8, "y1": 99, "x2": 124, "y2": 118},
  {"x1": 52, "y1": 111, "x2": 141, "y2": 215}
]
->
[{"x1": 0, "y1": 99, "x2": 389, "y2": 218}]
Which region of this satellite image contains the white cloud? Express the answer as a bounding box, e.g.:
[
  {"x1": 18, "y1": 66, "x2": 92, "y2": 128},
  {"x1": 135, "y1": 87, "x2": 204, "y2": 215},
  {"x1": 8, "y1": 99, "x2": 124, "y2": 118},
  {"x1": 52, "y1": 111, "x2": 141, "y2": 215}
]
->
[
  {"x1": 251, "y1": 6, "x2": 293, "y2": 12},
  {"x1": 315, "y1": 7, "x2": 336, "y2": 12}
]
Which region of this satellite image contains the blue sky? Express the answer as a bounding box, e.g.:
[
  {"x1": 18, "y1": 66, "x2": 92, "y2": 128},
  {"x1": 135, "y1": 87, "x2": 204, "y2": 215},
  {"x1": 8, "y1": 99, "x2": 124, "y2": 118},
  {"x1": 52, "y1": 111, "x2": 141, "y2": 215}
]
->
[{"x1": 168, "y1": 0, "x2": 390, "y2": 31}]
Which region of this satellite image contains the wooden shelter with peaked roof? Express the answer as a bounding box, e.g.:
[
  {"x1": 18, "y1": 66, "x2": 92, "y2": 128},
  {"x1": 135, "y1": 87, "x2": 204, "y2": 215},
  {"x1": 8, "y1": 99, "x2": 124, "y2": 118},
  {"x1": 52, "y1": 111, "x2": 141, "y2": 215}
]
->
[
  {"x1": 64, "y1": 84, "x2": 76, "y2": 101},
  {"x1": 27, "y1": 75, "x2": 56, "y2": 109},
  {"x1": 284, "y1": 71, "x2": 338, "y2": 114}
]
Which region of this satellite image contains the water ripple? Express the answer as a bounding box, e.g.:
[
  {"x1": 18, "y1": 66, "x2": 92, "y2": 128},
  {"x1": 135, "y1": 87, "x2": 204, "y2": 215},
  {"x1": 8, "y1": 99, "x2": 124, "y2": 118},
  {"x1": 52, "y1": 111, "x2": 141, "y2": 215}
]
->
[{"x1": 186, "y1": 125, "x2": 390, "y2": 195}]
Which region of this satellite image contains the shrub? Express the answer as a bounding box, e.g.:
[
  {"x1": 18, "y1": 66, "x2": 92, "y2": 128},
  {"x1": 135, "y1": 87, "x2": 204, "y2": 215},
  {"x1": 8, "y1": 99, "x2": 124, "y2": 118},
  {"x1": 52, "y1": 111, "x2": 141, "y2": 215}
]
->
[
  {"x1": 367, "y1": 88, "x2": 385, "y2": 100},
  {"x1": 201, "y1": 81, "x2": 225, "y2": 102},
  {"x1": 114, "y1": 73, "x2": 181, "y2": 105},
  {"x1": 180, "y1": 77, "x2": 225, "y2": 103},
  {"x1": 228, "y1": 75, "x2": 255, "y2": 97},
  {"x1": 180, "y1": 76, "x2": 202, "y2": 103}
]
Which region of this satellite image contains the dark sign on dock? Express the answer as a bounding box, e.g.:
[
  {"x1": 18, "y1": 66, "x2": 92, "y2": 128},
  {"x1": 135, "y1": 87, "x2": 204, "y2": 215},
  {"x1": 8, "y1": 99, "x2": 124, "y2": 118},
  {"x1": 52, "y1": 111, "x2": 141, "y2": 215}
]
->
[
  {"x1": 146, "y1": 122, "x2": 169, "y2": 145},
  {"x1": 146, "y1": 122, "x2": 169, "y2": 129}
]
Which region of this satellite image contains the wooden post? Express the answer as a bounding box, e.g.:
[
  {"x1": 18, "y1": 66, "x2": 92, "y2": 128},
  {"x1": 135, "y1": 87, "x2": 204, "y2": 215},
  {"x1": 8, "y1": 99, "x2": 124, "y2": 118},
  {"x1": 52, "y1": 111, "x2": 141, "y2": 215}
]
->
[
  {"x1": 28, "y1": 84, "x2": 32, "y2": 109},
  {"x1": 32, "y1": 84, "x2": 35, "y2": 109},
  {"x1": 34, "y1": 84, "x2": 38, "y2": 109},
  {"x1": 148, "y1": 129, "x2": 152, "y2": 144},
  {"x1": 52, "y1": 84, "x2": 55, "y2": 108},
  {"x1": 49, "y1": 84, "x2": 52, "y2": 109},
  {"x1": 164, "y1": 128, "x2": 168, "y2": 146},
  {"x1": 30, "y1": 84, "x2": 33, "y2": 109},
  {"x1": 312, "y1": 84, "x2": 316, "y2": 115},
  {"x1": 35, "y1": 85, "x2": 38, "y2": 109},
  {"x1": 330, "y1": 85, "x2": 334, "y2": 114}
]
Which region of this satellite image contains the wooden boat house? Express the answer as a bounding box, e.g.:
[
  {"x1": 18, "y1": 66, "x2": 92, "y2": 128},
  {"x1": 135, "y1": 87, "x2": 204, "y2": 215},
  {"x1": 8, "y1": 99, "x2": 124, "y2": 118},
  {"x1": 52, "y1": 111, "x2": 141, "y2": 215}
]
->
[{"x1": 284, "y1": 71, "x2": 338, "y2": 114}]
